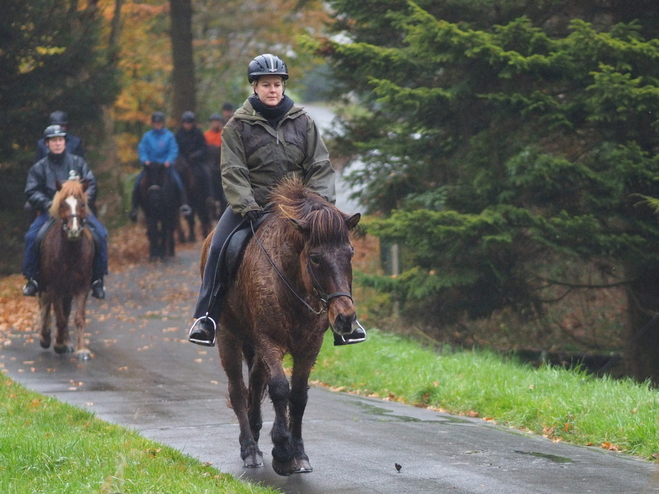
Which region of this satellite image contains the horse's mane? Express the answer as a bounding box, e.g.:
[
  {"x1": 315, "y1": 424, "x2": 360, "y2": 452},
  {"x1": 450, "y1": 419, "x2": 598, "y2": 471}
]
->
[
  {"x1": 270, "y1": 176, "x2": 350, "y2": 246},
  {"x1": 50, "y1": 180, "x2": 87, "y2": 219}
]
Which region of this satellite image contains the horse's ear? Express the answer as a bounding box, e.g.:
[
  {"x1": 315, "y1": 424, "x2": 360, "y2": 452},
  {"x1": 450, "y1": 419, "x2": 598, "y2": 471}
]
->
[
  {"x1": 346, "y1": 213, "x2": 361, "y2": 231},
  {"x1": 80, "y1": 179, "x2": 90, "y2": 192},
  {"x1": 55, "y1": 180, "x2": 63, "y2": 191},
  {"x1": 289, "y1": 217, "x2": 306, "y2": 232}
]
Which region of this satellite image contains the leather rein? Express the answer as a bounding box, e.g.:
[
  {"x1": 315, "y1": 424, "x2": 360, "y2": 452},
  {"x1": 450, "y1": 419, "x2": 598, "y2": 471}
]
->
[{"x1": 250, "y1": 220, "x2": 352, "y2": 315}]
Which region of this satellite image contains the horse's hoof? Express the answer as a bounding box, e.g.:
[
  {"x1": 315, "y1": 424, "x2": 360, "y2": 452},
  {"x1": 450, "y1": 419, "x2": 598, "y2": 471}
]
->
[
  {"x1": 54, "y1": 344, "x2": 73, "y2": 355},
  {"x1": 242, "y1": 452, "x2": 264, "y2": 468},
  {"x1": 293, "y1": 457, "x2": 313, "y2": 473},
  {"x1": 40, "y1": 336, "x2": 51, "y2": 349},
  {"x1": 271, "y1": 457, "x2": 296, "y2": 476},
  {"x1": 76, "y1": 350, "x2": 91, "y2": 361}
]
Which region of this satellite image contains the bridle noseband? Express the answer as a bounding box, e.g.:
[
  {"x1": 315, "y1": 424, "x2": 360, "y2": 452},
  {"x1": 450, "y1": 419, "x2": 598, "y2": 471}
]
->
[
  {"x1": 62, "y1": 213, "x2": 85, "y2": 232},
  {"x1": 307, "y1": 259, "x2": 353, "y2": 307}
]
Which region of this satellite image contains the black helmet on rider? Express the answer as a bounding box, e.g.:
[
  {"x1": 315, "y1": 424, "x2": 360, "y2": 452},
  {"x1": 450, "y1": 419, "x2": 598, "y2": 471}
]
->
[
  {"x1": 49, "y1": 111, "x2": 68, "y2": 126},
  {"x1": 247, "y1": 54, "x2": 288, "y2": 84},
  {"x1": 182, "y1": 111, "x2": 196, "y2": 123},
  {"x1": 151, "y1": 111, "x2": 165, "y2": 123},
  {"x1": 44, "y1": 125, "x2": 67, "y2": 140},
  {"x1": 209, "y1": 113, "x2": 222, "y2": 121}
]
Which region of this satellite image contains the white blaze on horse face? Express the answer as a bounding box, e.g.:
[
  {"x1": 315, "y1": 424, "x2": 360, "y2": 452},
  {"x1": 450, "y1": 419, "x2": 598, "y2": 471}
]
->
[{"x1": 64, "y1": 195, "x2": 82, "y2": 238}]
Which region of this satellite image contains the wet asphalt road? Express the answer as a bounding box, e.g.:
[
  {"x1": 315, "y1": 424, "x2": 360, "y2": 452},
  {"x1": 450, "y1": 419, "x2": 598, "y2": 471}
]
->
[{"x1": 2, "y1": 244, "x2": 658, "y2": 494}]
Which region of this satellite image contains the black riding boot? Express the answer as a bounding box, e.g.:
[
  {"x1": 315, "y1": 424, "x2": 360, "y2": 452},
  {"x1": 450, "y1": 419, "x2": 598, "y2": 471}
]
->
[
  {"x1": 23, "y1": 278, "x2": 39, "y2": 297},
  {"x1": 129, "y1": 190, "x2": 139, "y2": 222},
  {"x1": 188, "y1": 208, "x2": 243, "y2": 346},
  {"x1": 91, "y1": 278, "x2": 105, "y2": 299},
  {"x1": 179, "y1": 187, "x2": 191, "y2": 216}
]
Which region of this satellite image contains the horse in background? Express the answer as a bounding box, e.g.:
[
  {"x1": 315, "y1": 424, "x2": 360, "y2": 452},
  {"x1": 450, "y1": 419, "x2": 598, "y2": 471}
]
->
[
  {"x1": 136, "y1": 162, "x2": 179, "y2": 260},
  {"x1": 200, "y1": 176, "x2": 361, "y2": 476},
  {"x1": 174, "y1": 155, "x2": 212, "y2": 243},
  {"x1": 38, "y1": 179, "x2": 95, "y2": 360}
]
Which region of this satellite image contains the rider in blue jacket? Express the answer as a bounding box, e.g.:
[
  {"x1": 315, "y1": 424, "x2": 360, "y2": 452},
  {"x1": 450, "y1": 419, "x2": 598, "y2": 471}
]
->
[
  {"x1": 23, "y1": 125, "x2": 108, "y2": 299},
  {"x1": 130, "y1": 112, "x2": 190, "y2": 221}
]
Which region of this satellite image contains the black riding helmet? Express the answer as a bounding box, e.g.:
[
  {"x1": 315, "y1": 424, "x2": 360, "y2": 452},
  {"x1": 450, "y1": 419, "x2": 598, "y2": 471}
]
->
[
  {"x1": 49, "y1": 111, "x2": 68, "y2": 126},
  {"x1": 182, "y1": 111, "x2": 196, "y2": 123},
  {"x1": 43, "y1": 125, "x2": 67, "y2": 140},
  {"x1": 247, "y1": 54, "x2": 288, "y2": 83},
  {"x1": 152, "y1": 111, "x2": 165, "y2": 123}
]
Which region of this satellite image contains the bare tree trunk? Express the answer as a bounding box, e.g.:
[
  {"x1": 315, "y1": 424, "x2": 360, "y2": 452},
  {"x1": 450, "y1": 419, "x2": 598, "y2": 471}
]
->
[
  {"x1": 624, "y1": 269, "x2": 659, "y2": 384},
  {"x1": 169, "y1": 0, "x2": 196, "y2": 120},
  {"x1": 108, "y1": 0, "x2": 123, "y2": 65}
]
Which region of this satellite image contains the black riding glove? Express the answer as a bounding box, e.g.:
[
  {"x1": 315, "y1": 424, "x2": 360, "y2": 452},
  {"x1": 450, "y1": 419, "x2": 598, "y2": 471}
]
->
[{"x1": 245, "y1": 210, "x2": 263, "y2": 224}]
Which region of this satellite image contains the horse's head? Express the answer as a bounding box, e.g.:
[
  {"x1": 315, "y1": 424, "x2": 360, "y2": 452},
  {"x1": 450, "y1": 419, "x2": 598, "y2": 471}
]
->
[
  {"x1": 274, "y1": 177, "x2": 362, "y2": 337},
  {"x1": 51, "y1": 179, "x2": 89, "y2": 240}
]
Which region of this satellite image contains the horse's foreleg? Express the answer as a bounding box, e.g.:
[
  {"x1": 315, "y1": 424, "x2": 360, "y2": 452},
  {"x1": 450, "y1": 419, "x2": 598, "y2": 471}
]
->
[
  {"x1": 186, "y1": 213, "x2": 196, "y2": 243},
  {"x1": 38, "y1": 293, "x2": 52, "y2": 349},
  {"x1": 53, "y1": 296, "x2": 73, "y2": 354},
  {"x1": 288, "y1": 354, "x2": 316, "y2": 473},
  {"x1": 176, "y1": 216, "x2": 186, "y2": 244},
  {"x1": 246, "y1": 349, "x2": 266, "y2": 444},
  {"x1": 265, "y1": 356, "x2": 297, "y2": 476},
  {"x1": 218, "y1": 334, "x2": 263, "y2": 468},
  {"x1": 73, "y1": 292, "x2": 90, "y2": 360}
]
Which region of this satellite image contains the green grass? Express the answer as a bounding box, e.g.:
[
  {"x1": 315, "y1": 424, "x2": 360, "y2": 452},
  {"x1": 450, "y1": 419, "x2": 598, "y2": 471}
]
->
[
  {"x1": 0, "y1": 374, "x2": 278, "y2": 494},
  {"x1": 311, "y1": 329, "x2": 659, "y2": 460}
]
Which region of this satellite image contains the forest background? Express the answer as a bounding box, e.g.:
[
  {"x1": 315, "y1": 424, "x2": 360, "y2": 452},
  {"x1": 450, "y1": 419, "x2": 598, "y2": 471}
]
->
[{"x1": 3, "y1": 0, "x2": 659, "y2": 383}]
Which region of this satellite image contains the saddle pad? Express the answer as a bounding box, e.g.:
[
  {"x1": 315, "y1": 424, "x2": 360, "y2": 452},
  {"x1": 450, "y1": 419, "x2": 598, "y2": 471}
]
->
[{"x1": 223, "y1": 213, "x2": 270, "y2": 282}]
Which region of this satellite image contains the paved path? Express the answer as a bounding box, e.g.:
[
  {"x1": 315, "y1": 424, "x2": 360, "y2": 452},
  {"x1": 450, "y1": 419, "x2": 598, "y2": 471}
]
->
[{"x1": 2, "y1": 245, "x2": 658, "y2": 494}]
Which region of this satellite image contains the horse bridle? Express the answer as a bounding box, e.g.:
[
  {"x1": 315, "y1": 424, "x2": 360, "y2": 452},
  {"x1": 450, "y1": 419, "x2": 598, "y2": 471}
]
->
[
  {"x1": 251, "y1": 220, "x2": 353, "y2": 315},
  {"x1": 62, "y1": 212, "x2": 85, "y2": 232}
]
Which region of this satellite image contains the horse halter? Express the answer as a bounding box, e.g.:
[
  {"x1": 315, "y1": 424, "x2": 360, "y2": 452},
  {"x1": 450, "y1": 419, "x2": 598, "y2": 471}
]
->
[{"x1": 251, "y1": 221, "x2": 352, "y2": 315}]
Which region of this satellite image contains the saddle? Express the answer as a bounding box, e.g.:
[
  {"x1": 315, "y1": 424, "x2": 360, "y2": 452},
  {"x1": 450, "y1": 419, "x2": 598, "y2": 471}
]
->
[
  {"x1": 223, "y1": 212, "x2": 270, "y2": 281},
  {"x1": 210, "y1": 211, "x2": 270, "y2": 300},
  {"x1": 35, "y1": 217, "x2": 56, "y2": 253}
]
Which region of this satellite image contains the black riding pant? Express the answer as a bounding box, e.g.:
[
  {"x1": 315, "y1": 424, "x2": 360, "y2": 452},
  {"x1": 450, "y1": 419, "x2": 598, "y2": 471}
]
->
[{"x1": 193, "y1": 207, "x2": 244, "y2": 319}]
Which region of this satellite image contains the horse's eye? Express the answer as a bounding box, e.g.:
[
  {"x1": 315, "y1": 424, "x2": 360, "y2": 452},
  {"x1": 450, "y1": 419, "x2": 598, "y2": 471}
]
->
[{"x1": 309, "y1": 254, "x2": 321, "y2": 265}]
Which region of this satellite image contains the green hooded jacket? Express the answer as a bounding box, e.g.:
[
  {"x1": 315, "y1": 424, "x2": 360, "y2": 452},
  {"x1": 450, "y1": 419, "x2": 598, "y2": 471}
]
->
[{"x1": 220, "y1": 98, "x2": 336, "y2": 217}]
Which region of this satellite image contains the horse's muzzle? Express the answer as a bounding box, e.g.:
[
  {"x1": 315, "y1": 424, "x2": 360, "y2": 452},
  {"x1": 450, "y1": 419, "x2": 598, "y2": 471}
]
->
[{"x1": 331, "y1": 310, "x2": 358, "y2": 336}]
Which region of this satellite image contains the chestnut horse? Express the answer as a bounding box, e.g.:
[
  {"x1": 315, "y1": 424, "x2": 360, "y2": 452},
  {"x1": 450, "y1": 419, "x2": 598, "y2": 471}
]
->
[
  {"x1": 200, "y1": 176, "x2": 361, "y2": 476},
  {"x1": 39, "y1": 179, "x2": 94, "y2": 360}
]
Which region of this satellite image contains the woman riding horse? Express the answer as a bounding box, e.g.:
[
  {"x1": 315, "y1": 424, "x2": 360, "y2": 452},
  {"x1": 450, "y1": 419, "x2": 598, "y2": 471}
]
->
[
  {"x1": 188, "y1": 53, "x2": 366, "y2": 348},
  {"x1": 23, "y1": 124, "x2": 107, "y2": 300}
]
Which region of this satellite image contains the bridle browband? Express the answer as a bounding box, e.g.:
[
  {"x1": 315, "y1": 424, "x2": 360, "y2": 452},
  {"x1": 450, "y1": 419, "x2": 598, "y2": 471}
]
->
[{"x1": 251, "y1": 220, "x2": 352, "y2": 315}]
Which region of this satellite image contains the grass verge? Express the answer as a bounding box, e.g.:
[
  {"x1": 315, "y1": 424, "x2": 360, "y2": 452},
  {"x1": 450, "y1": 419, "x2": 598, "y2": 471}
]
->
[
  {"x1": 0, "y1": 373, "x2": 278, "y2": 494},
  {"x1": 311, "y1": 329, "x2": 659, "y2": 461}
]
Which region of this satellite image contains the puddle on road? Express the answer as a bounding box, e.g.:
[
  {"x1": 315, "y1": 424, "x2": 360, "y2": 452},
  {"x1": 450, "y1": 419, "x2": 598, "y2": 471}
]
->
[
  {"x1": 514, "y1": 450, "x2": 574, "y2": 463},
  {"x1": 351, "y1": 400, "x2": 471, "y2": 424}
]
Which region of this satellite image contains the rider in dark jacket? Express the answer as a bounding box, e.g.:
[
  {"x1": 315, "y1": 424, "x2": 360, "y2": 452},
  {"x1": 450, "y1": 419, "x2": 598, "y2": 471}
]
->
[
  {"x1": 187, "y1": 54, "x2": 366, "y2": 347},
  {"x1": 35, "y1": 111, "x2": 84, "y2": 162},
  {"x1": 23, "y1": 125, "x2": 108, "y2": 299},
  {"x1": 175, "y1": 111, "x2": 212, "y2": 200}
]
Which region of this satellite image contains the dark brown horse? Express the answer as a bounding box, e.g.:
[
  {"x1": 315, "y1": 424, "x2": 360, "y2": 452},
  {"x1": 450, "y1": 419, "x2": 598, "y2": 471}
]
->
[
  {"x1": 136, "y1": 162, "x2": 179, "y2": 259},
  {"x1": 174, "y1": 155, "x2": 212, "y2": 243},
  {"x1": 39, "y1": 179, "x2": 95, "y2": 360},
  {"x1": 200, "y1": 176, "x2": 361, "y2": 476}
]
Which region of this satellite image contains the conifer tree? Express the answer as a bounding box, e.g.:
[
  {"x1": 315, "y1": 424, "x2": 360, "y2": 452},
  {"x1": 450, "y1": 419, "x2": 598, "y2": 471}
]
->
[{"x1": 316, "y1": 0, "x2": 659, "y2": 381}]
